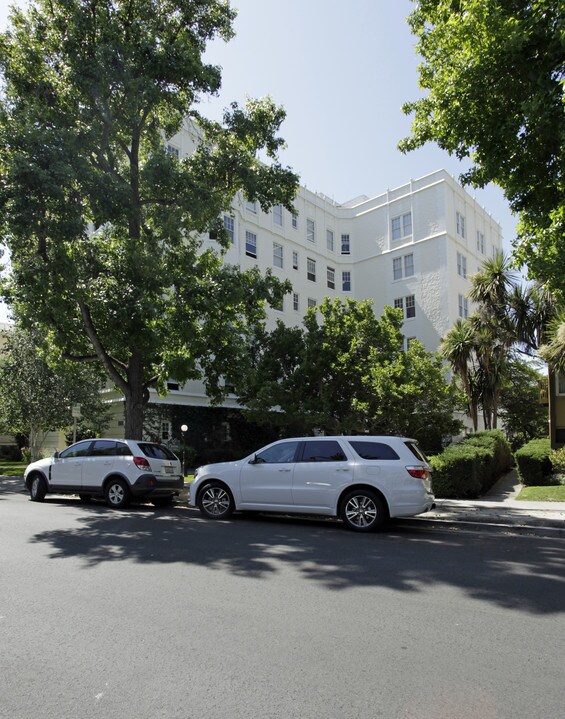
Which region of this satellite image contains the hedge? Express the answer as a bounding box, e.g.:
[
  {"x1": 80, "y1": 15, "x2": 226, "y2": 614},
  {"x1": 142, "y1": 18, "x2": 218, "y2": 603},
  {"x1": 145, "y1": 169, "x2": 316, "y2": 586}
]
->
[
  {"x1": 514, "y1": 438, "x2": 552, "y2": 486},
  {"x1": 430, "y1": 430, "x2": 513, "y2": 499}
]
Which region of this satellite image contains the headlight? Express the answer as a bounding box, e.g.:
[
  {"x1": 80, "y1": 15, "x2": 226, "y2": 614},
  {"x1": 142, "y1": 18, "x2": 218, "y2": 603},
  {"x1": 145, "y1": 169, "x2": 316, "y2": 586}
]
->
[{"x1": 193, "y1": 466, "x2": 201, "y2": 479}]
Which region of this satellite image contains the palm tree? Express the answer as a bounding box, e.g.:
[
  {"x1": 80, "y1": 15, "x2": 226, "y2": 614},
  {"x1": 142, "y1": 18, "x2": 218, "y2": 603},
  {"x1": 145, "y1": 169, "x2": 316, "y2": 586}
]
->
[{"x1": 440, "y1": 319, "x2": 479, "y2": 430}]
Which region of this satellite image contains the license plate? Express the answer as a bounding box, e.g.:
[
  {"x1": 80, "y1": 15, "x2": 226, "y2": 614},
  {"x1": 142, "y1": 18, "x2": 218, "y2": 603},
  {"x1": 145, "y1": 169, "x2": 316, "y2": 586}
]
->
[{"x1": 163, "y1": 466, "x2": 173, "y2": 474}]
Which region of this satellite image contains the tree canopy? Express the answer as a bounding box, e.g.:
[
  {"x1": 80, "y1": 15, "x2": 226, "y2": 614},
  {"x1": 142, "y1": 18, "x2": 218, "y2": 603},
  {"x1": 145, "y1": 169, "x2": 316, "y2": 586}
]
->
[
  {"x1": 0, "y1": 0, "x2": 299, "y2": 438},
  {"x1": 239, "y1": 298, "x2": 463, "y2": 453},
  {"x1": 0, "y1": 326, "x2": 110, "y2": 459},
  {"x1": 400, "y1": 0, "x2": 565, "y2": 296}
]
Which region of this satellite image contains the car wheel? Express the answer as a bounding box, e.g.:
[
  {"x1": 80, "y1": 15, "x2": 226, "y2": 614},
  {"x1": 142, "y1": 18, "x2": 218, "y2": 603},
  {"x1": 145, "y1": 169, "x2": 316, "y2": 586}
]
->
[
  {"x1": 105, "y1": 479, "x2": 131, "y2": 509},
  {"x1": 152, "y1": 496, "x2": 175, "y2": 508},
  {"x1": 79, "y1": 494, "x2": 92, "y2": 503},
  {"x1": 29, "y1": 475, "x2": 47, "y2": 502},
  {"x1": 198, "y1": 482, "x2": 234, "y2": 520},
  {"x1": 340, "y1": 489, "x2": 385, "y2": 532}
]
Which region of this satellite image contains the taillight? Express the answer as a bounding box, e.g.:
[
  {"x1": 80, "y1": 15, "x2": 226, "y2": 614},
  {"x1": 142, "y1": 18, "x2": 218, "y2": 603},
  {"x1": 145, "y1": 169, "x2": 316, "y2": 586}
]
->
[
  {"x1": 133, "y1": 456, "x2": 151, "y2": 471},
  {"x1": 406, "y1": 466, "x2": 429, "y2": 480}
]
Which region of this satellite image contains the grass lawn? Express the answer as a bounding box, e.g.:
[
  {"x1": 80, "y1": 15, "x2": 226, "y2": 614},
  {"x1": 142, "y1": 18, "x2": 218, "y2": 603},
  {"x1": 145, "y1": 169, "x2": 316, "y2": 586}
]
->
[
  {"x1": 517, "y1": 485, "x2": 565, "y2": 502},
  {"x1": 0, "y1": 462, "x2": 27, "y2": 476}
]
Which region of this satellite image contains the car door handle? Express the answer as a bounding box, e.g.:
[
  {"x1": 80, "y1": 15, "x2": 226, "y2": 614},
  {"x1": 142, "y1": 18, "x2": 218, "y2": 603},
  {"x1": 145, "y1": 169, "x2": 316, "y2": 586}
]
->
[
  {"x1": 278, "y1": 468, "x2": 292, "y2": 472},
  {"x1": 335, "y1": 468, "x2": 351, "y2": 472}
]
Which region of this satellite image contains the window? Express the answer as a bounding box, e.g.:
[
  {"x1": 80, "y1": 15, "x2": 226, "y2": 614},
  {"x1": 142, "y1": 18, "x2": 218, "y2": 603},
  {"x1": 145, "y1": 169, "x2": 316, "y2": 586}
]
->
[
  {"x1": 292, "y1": 251, "x2": 299, "y2": 270},
  {"x1": 167, "y1": 381, "x2": 180, "y2": 391},
  {"x1": 406, "y1": 337, "x2": 417, "y2": 350},
  {"x1": 457, "y1": 251, "x2": 467, "y2": 278},
  {"x1": 293, "y1": 293, "x2": 299, "y2": 311},
  {"x1": 223, "y1": 215, "x2": 235, "y2": 243},
  {"x1": 90, "y1": 440, "x2": 122, "y2": 457},
  {"x1": 307, "y1": 298, "x2": 317, "y2": 308},
  {"x1": 341, "y1": 234, "x2": 350, "y2": 255},
  {"x1": 273, "y1": 204, "x2": 283, "y2": 226},
  {"x1": 307, "y1": 257, "x2": 316, "y2": 282},
  {"x1": 458, "y1": 294, "x2": 468, "y2": 318},
  {"x1": 342, "y1": 271, "x2": 351, "y2": 291},
  {"x1": 476, "y1": 230, "x2": 485, "y2": 254},
  {"x1": 327, "y1": 267, "x2": 335, "y2": 289},
  {"x1": 245, "y1": 199, "x2": 257, "y2": 213},
  {"x1": 245, "y1": 231, "x2": 257, "y2": 258},
  {"x1": 396, "y1": 295, "x2": 416, "y2": 319},
  {"x1": 166, "y1": 144, "x2": 179, "y2": 158},
  {"x1": 327, "y1": 229, "x2": 334, "y2": 252},
  {"x1": 456, "y1": 211, "x2": 466, "y2": 238},
  {"x1": 391, "y1": 212, "x2": 412, "y2": 241},
  {"x1": 273, "y1": 297, "x2": 284, "y2": 311},
  {"x1": 59, "y1": 441, "x2": 92, "y2": 459},
  {"x1": 255, "y1": 441, "x2": 300, "y2": 464},
  {"x1": 307, "y1": 218, "x2": 315, "y2": 243},
  {"x1": 350, "y1": 441, "x2": 399, "y2": 460},
  {"x1": 393, "y1": 253, "x2": 414, "y2": 280},
  {"x1": 299, "y1": 440, "x2": 347, "y2": 463},
  {"x1": 292, "y1": 213, "x2": 298, "y2": 229},
  {"x1": 161, "y1": 421, "x2": 172, "y2": 442},
  {"x1": 273, "y1": 242, "x2": 283, "y2": 268},
  {"x1": 557, "y1": 373, "x2": 565, "y2": 396}
]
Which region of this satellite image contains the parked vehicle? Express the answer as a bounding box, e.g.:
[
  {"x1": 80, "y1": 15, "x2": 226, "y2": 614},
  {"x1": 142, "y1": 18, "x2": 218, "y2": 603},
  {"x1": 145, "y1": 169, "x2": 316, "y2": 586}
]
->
[
  {"x1": 24, "y1": 439, "x2": 183, "y2": 509},
  {"x1": 188, "y1": 436, "x2": 434, "y2": 531}
]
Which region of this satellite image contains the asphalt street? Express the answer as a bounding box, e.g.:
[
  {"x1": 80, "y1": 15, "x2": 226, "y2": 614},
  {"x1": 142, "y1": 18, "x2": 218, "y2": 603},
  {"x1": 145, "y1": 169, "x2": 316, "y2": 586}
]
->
[{"x1": 2, "y1": 485, "x2": 565, "y2": 719}]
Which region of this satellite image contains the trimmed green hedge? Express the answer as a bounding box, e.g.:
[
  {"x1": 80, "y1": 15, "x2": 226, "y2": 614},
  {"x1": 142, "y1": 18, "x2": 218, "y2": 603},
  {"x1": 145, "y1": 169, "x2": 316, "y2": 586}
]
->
[
  {"x1": 514, "y1": 438, "x2": 552, "y2": 486},
  {"x1": 430, "y1": 430, "x2": 513, "y2": 499}
]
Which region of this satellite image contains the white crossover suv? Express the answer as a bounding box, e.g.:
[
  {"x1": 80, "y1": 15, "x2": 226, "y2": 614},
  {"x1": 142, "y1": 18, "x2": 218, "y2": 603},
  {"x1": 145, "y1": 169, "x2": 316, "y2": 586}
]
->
[
  {"x1": 24, "y1": 438, "x2": 183, "y2": 509},
  {"x1": 188, "y1": 436, "x2": 434, "y2": 532}
]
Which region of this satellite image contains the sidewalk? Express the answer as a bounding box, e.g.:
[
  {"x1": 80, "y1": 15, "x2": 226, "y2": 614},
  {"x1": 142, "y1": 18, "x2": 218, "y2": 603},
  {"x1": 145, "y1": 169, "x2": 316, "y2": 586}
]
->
[{"x1": 401, "y1": 469, "x2": 565, "y2": 537}]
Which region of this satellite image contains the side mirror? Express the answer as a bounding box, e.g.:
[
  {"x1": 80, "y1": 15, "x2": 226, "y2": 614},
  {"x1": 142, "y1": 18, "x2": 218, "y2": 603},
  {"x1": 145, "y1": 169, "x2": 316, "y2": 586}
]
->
[
  {"x1": 53, "y1": 451, "x2": 59, "y2": 459},
  {"x1": 248, "y1": 454, "x2": 258, "y2": 465}
]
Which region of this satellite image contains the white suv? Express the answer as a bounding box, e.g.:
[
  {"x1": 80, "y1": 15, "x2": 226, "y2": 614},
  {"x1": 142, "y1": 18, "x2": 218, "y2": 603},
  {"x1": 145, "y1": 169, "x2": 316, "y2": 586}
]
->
[
  {"x1": 188, "y1": 436, "x2": 434, "y2": 532},
  {"x1": 24, "y1": 439, "x2": 183, "y2": 509}
]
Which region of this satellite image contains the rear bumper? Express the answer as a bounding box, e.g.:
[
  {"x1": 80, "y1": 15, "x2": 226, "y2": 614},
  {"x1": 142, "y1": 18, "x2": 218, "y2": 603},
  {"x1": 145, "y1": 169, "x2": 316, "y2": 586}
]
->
[{"x1": 130, "y1": 474, "x2": 184, "y2": 497}]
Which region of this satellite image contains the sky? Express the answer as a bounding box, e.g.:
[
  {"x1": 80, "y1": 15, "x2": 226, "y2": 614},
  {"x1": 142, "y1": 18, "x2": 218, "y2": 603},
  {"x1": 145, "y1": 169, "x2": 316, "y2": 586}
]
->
[{"x1": 0, "y1": 0, "x2": 518, "y2": 322}]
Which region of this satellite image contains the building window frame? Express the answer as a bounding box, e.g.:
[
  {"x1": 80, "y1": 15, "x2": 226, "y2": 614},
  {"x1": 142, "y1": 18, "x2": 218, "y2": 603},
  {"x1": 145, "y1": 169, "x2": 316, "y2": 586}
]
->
[
  {"x1": 292, "y1": 250, "x2": 299, "y2": 270},
  {"x1": 327, "y1": 229, "x2": 334, "y2": 252},
  {"x1": 457, "y1": 251, "x2": 467, "y2": 279},
  {"x1": 342, "y1": 271, "x2": 351, "y2": 292},
  {"x1": 245, "y1": 230, "x2": 257, "y2": 258},
  {"x1": 327, "y1": 266, "x2": 335, "y2": 289},
  {"x1": 456, "y1": 211, "x2": 466, "y2": 239},
  {"x1": 273, "y1": 242, "x2": 283, "y2": 269},
  {"x1": 223, "y1": 214, "x2": 235, "y2": 244},
  {"x1": 273, "y1": 204, "x2": 283, "y2": 226},
  {"x1": 391, "y1": 212, "x2": 412, "y2": 241},
  {"x1": 307, "y1": 257, "x2": 316, "y2": 282},
  {"x1": 293, "y1": 293, "x2": 299, "y2": 311},
  {"x1": 307, "y1": 218, "x2": 315, "y2": 243},
  {"x1": 341, "y1": 234, "x2": 350, "y2": 255}
]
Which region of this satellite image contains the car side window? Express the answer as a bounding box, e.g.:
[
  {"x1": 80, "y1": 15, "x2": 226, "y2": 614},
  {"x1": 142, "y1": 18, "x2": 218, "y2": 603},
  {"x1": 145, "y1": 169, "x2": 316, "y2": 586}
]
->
[
  {"x1": 59, "y1": 441, "x2": 92, "y2": 459},
  {"x1": 299, "y1": 441, "x2": 347, "y2": 462},
  {"x1": 349, "y1": 441, "x2": 400, "y2": 460},
  {"x1": 254, "y1": 441, "x2": 300, "y2": 464},
  {"x1": 90, "y1": 440, "x2": 118, "y2": 457}
]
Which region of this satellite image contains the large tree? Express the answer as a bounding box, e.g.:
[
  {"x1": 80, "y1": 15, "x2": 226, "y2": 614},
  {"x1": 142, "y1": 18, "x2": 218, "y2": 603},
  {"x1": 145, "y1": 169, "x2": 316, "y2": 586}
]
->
[
  {"x1": 239, "y1": 299, "x2": 463, "y2": 452},
  {"x1": 0, "y1": 0, "x2": 298, "y2": 438},
  {"x1": 400, "y1": 0, "x2": 565, "y2": 296}
]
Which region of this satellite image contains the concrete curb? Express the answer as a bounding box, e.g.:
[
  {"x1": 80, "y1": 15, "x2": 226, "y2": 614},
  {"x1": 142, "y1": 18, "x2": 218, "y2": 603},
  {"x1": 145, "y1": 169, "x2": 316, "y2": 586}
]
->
[{"x1": 392, "y1": 517, "x2": 565, "y2": 539}]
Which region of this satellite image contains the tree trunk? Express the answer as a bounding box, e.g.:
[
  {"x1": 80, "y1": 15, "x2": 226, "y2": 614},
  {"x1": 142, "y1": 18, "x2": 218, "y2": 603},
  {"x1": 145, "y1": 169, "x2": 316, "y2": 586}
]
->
[{"x1": 124, "y1": 351, "x2": 146, "y2": 439}]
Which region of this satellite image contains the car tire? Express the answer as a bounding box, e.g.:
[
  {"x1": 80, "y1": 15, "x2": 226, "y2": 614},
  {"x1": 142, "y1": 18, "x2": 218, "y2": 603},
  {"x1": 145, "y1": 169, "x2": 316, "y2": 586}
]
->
[
  {"x1": 340, "y1": 489, "x2": 386, "y2": 532},
  {"x1": 79, "y1": 494, "x2": 92, "y2": 503},
  {"x1": 105, "y1": 479, "x2": 131, "y2": 509},
  {"x1": 198, "y1": 482, "x2": 234, "y2": 520},
  {"x1": 152, "y1": 496, "x2": 175, "y2": 508},
  {"x1": 29, "y1": 474, "x2": 47, "y2": 502}
]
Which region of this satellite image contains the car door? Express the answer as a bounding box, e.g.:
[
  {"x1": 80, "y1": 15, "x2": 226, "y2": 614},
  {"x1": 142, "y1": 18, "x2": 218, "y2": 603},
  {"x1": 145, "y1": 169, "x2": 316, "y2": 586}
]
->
[
  {"x1": 81, "y1": 440, "x2": 119, "y2": 492},
  {"x1": 291, "y1": 439, "x2": 354, "y2": 509},
  {"x1": 239, "y1": 440, "x2": 300, "y2": 508},
  {"x1": 49, "y1": 440, "x2": 93, "y2": 491}
]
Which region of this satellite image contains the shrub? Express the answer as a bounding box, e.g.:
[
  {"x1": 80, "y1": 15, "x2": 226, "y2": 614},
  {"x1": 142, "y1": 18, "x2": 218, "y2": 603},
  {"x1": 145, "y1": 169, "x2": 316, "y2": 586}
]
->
[
  {"x1": 515, "y1": 438, "x2": 552, "y2": 486},
  {"x1": 460, "y1": 429, "x2": 512, "y2": 489},
  {"x1": 430, "y1": 444, "x2": 491, "y2": 498},
  {"x1": 549, "y1": 446, "x2": 565, "y2": 475},
  {"x1": 430, "y1": 430, "x2": 513, "y2": 498},
  {"x1": 0, "y1": 444, "x2": 22, "y2": 461}
]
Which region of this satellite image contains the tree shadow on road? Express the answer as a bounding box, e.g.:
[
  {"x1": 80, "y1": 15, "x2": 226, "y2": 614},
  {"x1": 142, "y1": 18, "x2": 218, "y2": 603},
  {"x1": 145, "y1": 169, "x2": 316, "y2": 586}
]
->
[{"x1": 27, "y1": 498, "x2": 565, "y2": 615}]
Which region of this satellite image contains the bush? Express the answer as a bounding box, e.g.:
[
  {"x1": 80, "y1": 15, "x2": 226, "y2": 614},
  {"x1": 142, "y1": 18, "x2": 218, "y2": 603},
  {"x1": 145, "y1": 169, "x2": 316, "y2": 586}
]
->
[
  {"x1": 515, "y1": 438, "x2": 552, "y2": 486},
  {"x1": 460, "y1": 429, "x2": 513, "y2": 489},
  {"x1": 430, "y1": 430, "x2": 513, "y2": 498},
  {"x1": 430, "y1": 444, "x2": 491, "y2": 498},
  {"x1": 0, "y1": 444, "x2": 22, "y2": 461}
]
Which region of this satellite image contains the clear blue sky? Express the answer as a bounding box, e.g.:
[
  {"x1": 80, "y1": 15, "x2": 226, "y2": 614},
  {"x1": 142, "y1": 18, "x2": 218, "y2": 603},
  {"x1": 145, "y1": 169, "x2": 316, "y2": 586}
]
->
[{"x1": 0, "y1": 0, "x2": 517, "y2": 319}]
